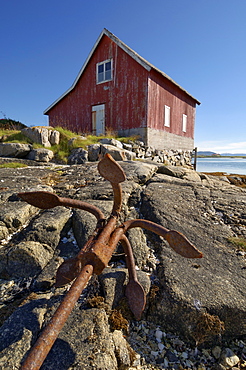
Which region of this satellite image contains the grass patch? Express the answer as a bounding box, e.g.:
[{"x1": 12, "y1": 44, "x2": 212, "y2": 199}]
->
[
  {"x1": 0, "y1": 131, "x2": 32, "y2": 144},
  {"x1": 228, "y1": 237, "x2": 246, "y2": 251},
  {"x1": 6, "y1": 132, "x2": 31, "y2": 144},
  {"x1": 0, "y1": 162, "x2": 28, "y2": 168},
  {"x1": 1, "y1": 126, "x2": 138, "y2": 164},
  {"x1": 0, "y1": 129, "x2": 19, "y2": 137}
]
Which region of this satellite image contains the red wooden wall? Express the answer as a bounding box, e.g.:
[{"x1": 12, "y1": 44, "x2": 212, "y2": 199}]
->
[
  {"x1": 48, "y1": 35, "x2": 149, "y2": 134},
  {"x1": 147, "y1": 69, "x2": 196, "y2": 139},
  {"x1": 47, "y1": 33, "x2": 197, "y2": 143}
]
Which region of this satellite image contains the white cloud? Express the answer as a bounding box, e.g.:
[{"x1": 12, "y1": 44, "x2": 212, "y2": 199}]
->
[{"x1": 194, "y1": 140, "x2": 246, "y2": 154}]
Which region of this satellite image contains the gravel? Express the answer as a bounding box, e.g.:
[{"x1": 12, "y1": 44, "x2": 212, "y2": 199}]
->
[{"x1": 127, "y1": 320, "x2": 246, "y2": 369}]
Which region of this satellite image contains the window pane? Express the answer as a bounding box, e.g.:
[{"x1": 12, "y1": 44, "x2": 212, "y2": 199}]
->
[
  {"x1": 105, "y1": 61, "x2": 111, "y2": 71},
  {"x1": 97, "y1": 60, "x2": 112, "y2": 83},
  {"x1": 98, "y1": 64, "x2": 104, "y2": 73},
  {"x1": 164, "y1": 105, "x2": 170, "y2": 127},
  {"x1": 105, "y1": 70, "x2": 111, "y2": 80},
  {"x1": 182, "y1": 114, "x2": 187, "y2": 132},
  {"x1": 98, "y1": 72, "x2": 104, "y2": 83}
]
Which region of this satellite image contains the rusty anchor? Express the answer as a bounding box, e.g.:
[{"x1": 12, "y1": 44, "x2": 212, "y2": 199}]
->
[{"x1": 18, "y1": 153, "x2": 203, "y2": 370}]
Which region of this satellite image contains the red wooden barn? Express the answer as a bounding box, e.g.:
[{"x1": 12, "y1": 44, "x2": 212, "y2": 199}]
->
[{"x1": 44, "y1": 29, "x2": 200, "y2": 151}]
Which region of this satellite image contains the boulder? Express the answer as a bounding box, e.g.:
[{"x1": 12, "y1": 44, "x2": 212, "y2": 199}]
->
[
  {"x1": 100, "y1": 144, "x2": 136, "y2": 161},
  {"x1": 0, "y1": 222, "x2": 8, "y2": 241},
  {"x1": 0, "y1": 293, "x2": 52, "y2": 369},
  {"x1": 99, "y1": 267, "x2": 151, "y2": 310},
  {"x1": 99, "y1": 138, "x2": 123, "y2": 149},
  {"x1": 158, "y1": 164, "x2": 202, "y2": 182},
  {"x1": 49, "y1": 129, "x2": 60, "y2": 145},
  {"x1": 88, "y1": 143, "x2": 101, "y2": 161},
  {"x1": 0, "y1": 159, "x2": 245, "y2": 368},
  {"x1": 0, "y1": 298, "x2": 135, "y2": 369},
  {"x1": 0, "y1": 201, "x2": 38, "y2": 232},
  {"x1": 21, "y1": 127, "x2": 60, "y2": 147},
  {"x1": 67, "y1": 136, "x2": 87, "y2": 147},
  {"x1": 68, "y1": 147, "x2": 88, "y2": 164},
  {"x1": 14, "y1": 206, "x2": 72, "y2": 250},
  {"x1": 140, "y1": 173, "x2": 246, "y2": 340},
  {"x1": 88, "y1": 143, "x2": 136, "y2": 161},
  {"x1": 27, "y1": 148, "x2": 54, "y2": 162},
  {"x1": 0, "y1": 143, "x2": 32, "y2": 158},
  {"x1": 6, "y1": 241, "x2": 54, "y2": 278},
  {"x1": 120, "y1": 160, "x2": 158, "y2": 184}
]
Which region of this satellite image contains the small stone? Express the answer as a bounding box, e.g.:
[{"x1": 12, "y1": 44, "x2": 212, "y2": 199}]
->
[
  {"x1": 158, "y1": 343, "x2": 165, "y2": 352},
  {"x1": 163, "y1": 358, "x2": 169, "y2": 367},
  {"x1": 202, "y1": 349, "x2": 213, "y2": 360},
  {"x1": 185, "y1": 359, "x2": 194, "y2": 368},
  {"x1": 181, "y1": 351, "x2": 189, "y2": 359},
  {"x1": 131, "y1": 353, "x2": 141, "y2": 367},
  {"x1": 166, "y1": 349, "x2": 179, "y2": 362},
  {"x1": 212, "y1": 345, "x2": 222, "y2": 359},
  {"x1": 151, "y1": 351, "x2": 159, "y2": 357},
  {"x1": 197, "y1": 365, "x2": 206, "y2": 370},
  {"x1": 211, "y1": 364, "x2": 226, "y2": 370},
  {"x1": 155, "y1": 329, "x2": 163, "y2": 342},
  {"x1": 220, "y1": 348, "x2": 240, "y2": 368}
]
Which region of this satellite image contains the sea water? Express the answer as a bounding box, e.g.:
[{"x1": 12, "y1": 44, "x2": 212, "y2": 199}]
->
[{"x1": 195, "y1": 157, "x2": 246, "y2": 175}]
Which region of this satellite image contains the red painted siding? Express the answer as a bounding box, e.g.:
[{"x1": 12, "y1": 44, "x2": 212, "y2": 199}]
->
[
  {"x1": 147, "y1": 70, "x2": 196, "y2": 139},
  {"x1": 48, "y1": 35, "x2": 149, "y2": 134}
]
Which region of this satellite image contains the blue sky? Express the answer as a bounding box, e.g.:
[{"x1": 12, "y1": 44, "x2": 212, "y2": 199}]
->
[{"x1": 1, "y1": 0, "x2": 246, "y2": 153}]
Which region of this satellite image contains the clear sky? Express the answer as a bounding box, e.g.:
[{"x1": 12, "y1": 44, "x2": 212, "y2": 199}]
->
[{"x1": 1, "y1": 0, "x2": 246, "y2": 153}]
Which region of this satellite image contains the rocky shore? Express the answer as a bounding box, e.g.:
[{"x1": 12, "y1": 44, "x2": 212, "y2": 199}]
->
[{"x1": 0, "y1": 157, "x2": 245, "y2": 369}]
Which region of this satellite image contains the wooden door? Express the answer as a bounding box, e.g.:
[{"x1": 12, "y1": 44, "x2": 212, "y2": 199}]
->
[{"x1": 92, "y1": 104, "x2": 105, "y2": 135}]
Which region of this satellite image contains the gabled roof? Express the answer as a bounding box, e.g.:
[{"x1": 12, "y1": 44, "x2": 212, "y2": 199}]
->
[{"x1": 44, "y1": 28, "x2": 200, "y2": 114}]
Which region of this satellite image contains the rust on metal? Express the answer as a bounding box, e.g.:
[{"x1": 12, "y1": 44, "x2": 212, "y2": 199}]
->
[
  {"x1": 20, "y1": 264, "x2": 93, "y2": 370},
  {"x1": 123, "y1": 219, "x2": 203, "y2": 258},
  {"x1": 97, "y1": 152, "x2": 126, "y2": 184},
  {"x1": 18, "y1": 153, "x2": 203, "y2": 370},
  {"x1": 18, "y1": 191, "x2": 105, "y2": 225},
  {"x1": 120, "y1": 234, "x2": 146, "y2": 321}
]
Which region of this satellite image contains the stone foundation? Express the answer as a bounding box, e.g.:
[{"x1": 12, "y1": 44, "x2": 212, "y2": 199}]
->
[
  {"x1": 124, "y1": 140, "x2": 193, "y2": 167},
  {"x1": 117, "y1": 127, "x2": 194, "y2": 166}
]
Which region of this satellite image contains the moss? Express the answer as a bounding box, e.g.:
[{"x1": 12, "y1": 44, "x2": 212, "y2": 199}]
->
[
  {"x1": 108, "y1": 309, "x2": 129, "y2": 333},
  {"x1": 191, "y1": 311, "x2": 225, "y2": 345},
  {"x1": 0, "y1": 162, "x2": 28, "y2": 168},
  {"x1": 228, "y1": 237, "x2": 246, "y2": 251},
  {"x1": 87, "y1": 296, "x2": 109, "y2": 311}
]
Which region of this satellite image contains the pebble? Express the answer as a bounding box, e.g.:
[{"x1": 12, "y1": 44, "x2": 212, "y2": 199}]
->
[
  {"x1": 128, "y1": 320, "x2": 245, "y2": 370},
  {"x1": 220, "y1": 348, "x2": 240, "y2": 368},
  {"x1": 155, "y1": 329, "x2": 163, "y2": 342},
  {"x1": 181, "y1": 351, "x2": 189, "y2": 359},
  {"x1": 212, "y1": 345, "x2": 222, "y2": 359},
  {"x1": 158, "y1": 343, "x2": 165, "y2": 352}
]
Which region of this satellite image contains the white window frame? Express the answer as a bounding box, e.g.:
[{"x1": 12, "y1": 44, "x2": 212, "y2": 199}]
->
[
  {"x1": 96, "y1": 59, "x2": 113, "y2": 84},
  {"x1": 164, "y1": 105, "x2": 170, "y2": 127},
  {"x1": 182, "y1": 114, "x2": 187, "y2": 132}
]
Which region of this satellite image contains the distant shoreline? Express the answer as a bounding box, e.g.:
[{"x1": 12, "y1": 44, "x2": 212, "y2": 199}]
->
[{"x1": 197, "y1": 155, "x2": 246, "y2": 158}]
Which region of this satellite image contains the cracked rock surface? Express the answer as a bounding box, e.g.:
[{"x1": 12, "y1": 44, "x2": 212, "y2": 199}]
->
[{"x1": 0, "y1": 161, "x2": 245, "y2": 369}]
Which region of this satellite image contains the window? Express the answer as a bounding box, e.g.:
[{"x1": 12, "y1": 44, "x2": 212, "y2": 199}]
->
[
  {"x1": 164, "y1": 105, "x2": 170, "y2": 127},
  {"x1": 182, "y1": 114, "x2": 187, "y2": 132},
  {"x1": 96, "y1": 59, "x2": 112, "y2": 84}
]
